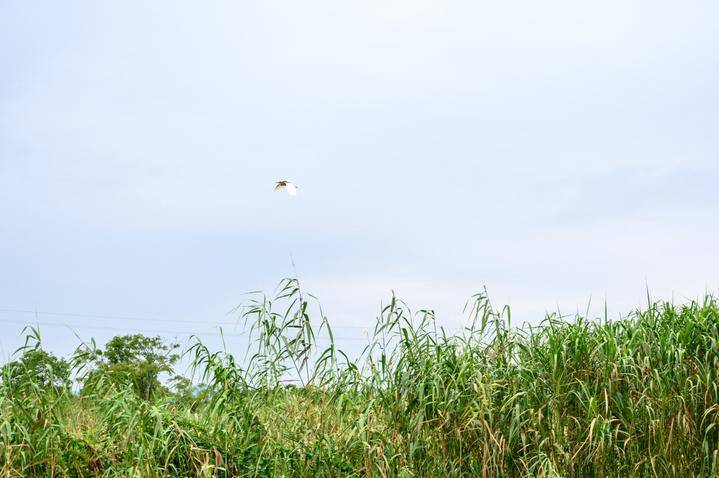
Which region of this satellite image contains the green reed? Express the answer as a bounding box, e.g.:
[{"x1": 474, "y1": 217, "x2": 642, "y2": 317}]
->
[{"x1": 1, "y1": 279, "x2": 718, "y2": 477}]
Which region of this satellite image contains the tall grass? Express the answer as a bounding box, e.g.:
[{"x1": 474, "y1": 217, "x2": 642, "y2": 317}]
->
[{"x1": 1, "y1": 279, "x2": 718, "y2": 477}]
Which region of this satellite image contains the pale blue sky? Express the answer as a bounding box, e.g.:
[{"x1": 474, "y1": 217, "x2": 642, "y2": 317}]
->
[{"x1": 1, "y1": 1, "x2": 718, "y2": 361}]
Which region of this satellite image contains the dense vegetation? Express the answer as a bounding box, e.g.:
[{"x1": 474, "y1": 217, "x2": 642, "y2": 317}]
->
[{"x1": 2, "y1": 279, "x2": 718, "y2": 477}]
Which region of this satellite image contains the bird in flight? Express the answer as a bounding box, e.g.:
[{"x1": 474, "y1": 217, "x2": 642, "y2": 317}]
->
[{"x1": 274, "y1": 180, "x2": 298, "y2": 196}]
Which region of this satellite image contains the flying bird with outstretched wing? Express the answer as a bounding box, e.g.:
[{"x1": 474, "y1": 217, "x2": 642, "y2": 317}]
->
[{"x1": 274, "y1": 180, "x2": 298, "y2": 196}]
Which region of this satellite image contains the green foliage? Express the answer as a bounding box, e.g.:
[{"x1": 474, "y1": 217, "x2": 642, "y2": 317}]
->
[
  {"x1": 1, "y1": 281, "x2": 719, "y2": 477},
  {"x1": 1, "y1": 346, "x2": 71, "y2": 392},
  {"x1": 77, "y1": 334, "x2": 180, "y2": 400},
  {"x1": 0, "y1": 328, "x2": 82, "y2": 477}
]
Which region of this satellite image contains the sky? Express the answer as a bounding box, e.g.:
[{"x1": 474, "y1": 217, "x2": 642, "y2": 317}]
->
[{"x1": 1, "y1": 1, "x2": 718, "y2": 363}]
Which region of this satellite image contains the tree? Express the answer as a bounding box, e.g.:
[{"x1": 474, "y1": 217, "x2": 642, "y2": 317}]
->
[
  {"x1": 1, "y1": 348, "x2": 71, "y2": 392},
  {"x1": 79, "y1": 334, "x2": 180, "y2": 400}
]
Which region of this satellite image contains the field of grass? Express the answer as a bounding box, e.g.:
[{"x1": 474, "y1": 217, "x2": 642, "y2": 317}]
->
[{"x1": 2, "y1": 279, "x2": 719, "y2": 477}]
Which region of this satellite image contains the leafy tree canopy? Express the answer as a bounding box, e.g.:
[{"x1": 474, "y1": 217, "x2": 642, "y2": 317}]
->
[
  {"x1": 1, "y1": 348, "x2": 71, "y2": 391},
  {"x1": 79, "y1": 334, "x2": 180, "y2": 400}
]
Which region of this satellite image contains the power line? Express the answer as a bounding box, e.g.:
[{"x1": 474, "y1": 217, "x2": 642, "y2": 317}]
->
[
  {"x1": 0, "y1": 308, "x2": 467, "y2": 340},
  {"x1": 0, "y1": 317, "x2": 246, "y2": 337},
  {"x1": 0, "y1": 308, "x2": 239, "y2": 327},
  {"x1": 0, "y1": 307, "x2": 380, "y2": 330},
  {"x1": 0, "y1": 317, "x2": 373, "y2": 341}
]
